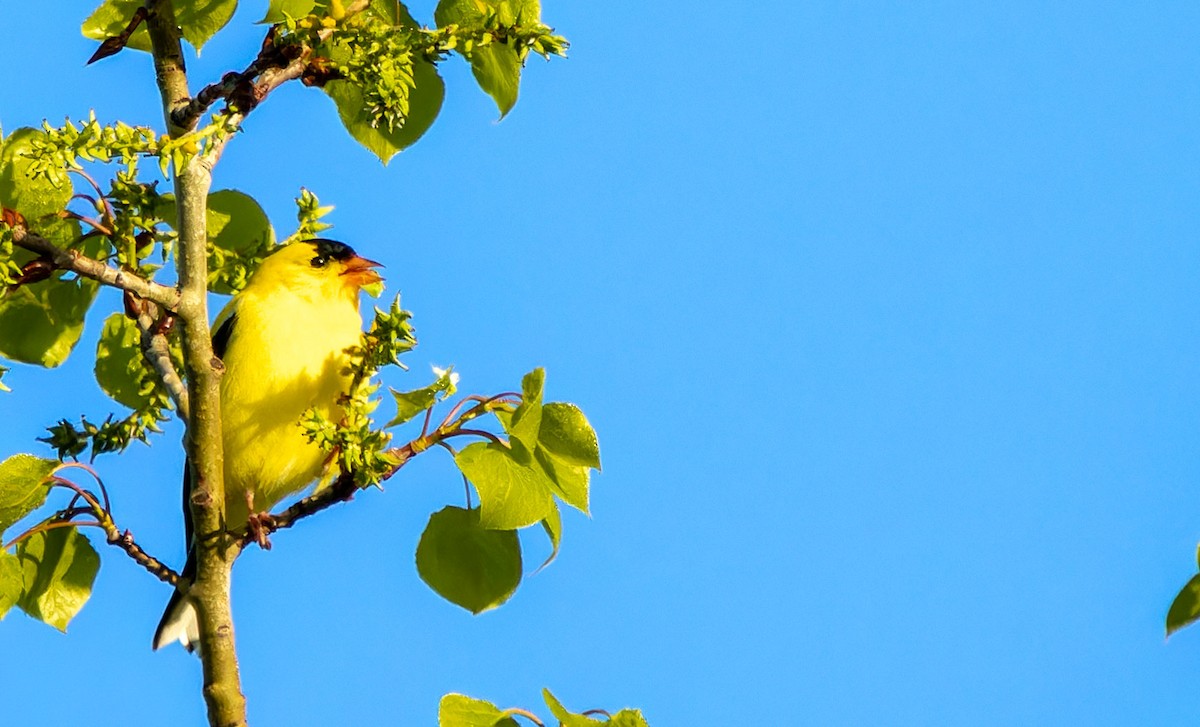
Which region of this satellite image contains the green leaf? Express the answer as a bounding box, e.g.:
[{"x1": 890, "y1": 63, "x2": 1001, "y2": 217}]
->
[
  {"x1": 387, "y1": 366, "x2": 458, "y2": 427},
  {"x1": 94, "y1": 313, "x2": 149, "y2": 410},
  {"x1": 539, "y1": 402, "x2": 601, "y2": 470},
  {"x1": 0, "y1": 151, "x2": 96, "y2": 367},
  {"x1": 322, "y1": 0, "x2": 443, "y2": 162},
  {"x1": 0, "y1": 247, "x2": 98, "y2": 367},
  {"x1": 1167, "y1": 573, "x2": 1200, "y2": 637},
  {"x1": 0, "y1": 128, "x2": 71, "y2": 219},
  {"x1": 543, "y1": 689, "x2": 606, "y2": 727},
  {"x1": 0, "y1": 455, "x2": 57, "y2": 538},
  {"x1": 533, "y1": 445, "x2": 589, "y2": 514},
  {"x1": 608, "y1": 710, "x2": 650, "y2": 727},
  {"x1": 204, "y1": 190, "x2": 275, "y2": 254},
  {"x1": 17, "y1": 526, "x2": 100, "y2": 632},
  {"x1": 454, "y1": 442, "x2": 554, "y2": 529},
  {"x1": 507, "y1": 367, "x2": 544, "y2": 451},
  {"x1": 323, "y1": 57, "x2": 444, "y2": 164},
  {"x1": 417, "y1": 506, "x2": 522, "y2": 614},
  {"x1": 468, "y1": 43, "x2": 522, "y2": 118},
  {"x1": 158, "y1": 189, "x2": 275, "y2": 294},
  {"x1": 260, "y1": 0, "x2": 321, "y2": 22},
  {"x1": 438, "y1": 694, "x2": 520, "y2": 727},
  {"x1": 0, "y1": 550, "x2": 22, "y2": 620},
  {"x1": 83, "y1": 0, "x2": 238, "y2": 53},
  {"x1": 538, "y1": 502, "x2": 561, "y2": 572},
  {"x1": 434, "y1": 0, "x2": 541, "y2": 117}
]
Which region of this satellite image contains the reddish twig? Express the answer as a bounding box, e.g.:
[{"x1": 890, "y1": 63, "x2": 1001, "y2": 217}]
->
[
  {"x1": 503, "y1": 708, "x2": 545, "y2": 727},
  {"x1": 3, "y1": 518, "x2": 103, "y2": 550}
]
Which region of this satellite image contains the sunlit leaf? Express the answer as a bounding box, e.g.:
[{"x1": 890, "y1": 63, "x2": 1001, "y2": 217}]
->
[
  {"x1": 539, "y1": 402, "x2": 601, "y2": 470},
  {"x1": 608, "y1": 709, "x2": 651, "y2": 727},
  {"x1": 538, "y1": 502, "x2": 561, "y2": 572},
  {"x1": 0, "y1": 252, "x2": 98, "y2": 367},
  {"x1": 0, "y1": 455, "x2": 57, "y2": 538},
  {"x1": 507, "y1": 367, "x2": 543, "y2": 451},
  {"x1": 543, "y1": 689, "x2": 605, "y2": 727},
  {"x1": 324, "y1": 57, "x2": 444, "y2": 164},
  {"x1": 260, "y1": 0, "x2": 321, "y2": 23},
  {"x1": 82, "y1": 0, "x2": 238, "y2": 53},
  {"x1": 434, "y1": 0, "x2": 541, "y2": 117},
  {"x1": 0, "y1": 128, "x2": 71, "y2": 219},
  {"x1": 17, "y1": 526, "x2": 100, "y2": 632},
  {"x1": 387, "y1": 366, "x2": 458, "y2": 427},
  {"x1": 1167, "y1": 573, "x2": 1200, "y2": 637},
  {"x1": 0, "y1": 550, "x2": 22, "y2": 620},
  {"x1": 95, "y1": 313, "x2": 151, "y2": 410},
  {"x1": 533, "y1": 445, "x2": 589, "y2": 514},
  {"x1": 438, "y1": 693, "x2": 520, "y2": 727},
  {"x1": 417, "y1": 506, "x2": 522, "y2": 614},
  {"x1": 454, "y1": 442, "x2": 554, "y2": 529}
]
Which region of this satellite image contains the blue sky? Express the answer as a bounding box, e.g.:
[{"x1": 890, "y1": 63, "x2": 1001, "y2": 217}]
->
[{"x1": 2, "y1": 1, "x2": 1200, "y2": 724}]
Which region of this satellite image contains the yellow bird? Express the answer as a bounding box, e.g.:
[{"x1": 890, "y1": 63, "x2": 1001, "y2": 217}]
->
[{"x1": 153, "y1": 238, "x2": 382, "y2": 652}]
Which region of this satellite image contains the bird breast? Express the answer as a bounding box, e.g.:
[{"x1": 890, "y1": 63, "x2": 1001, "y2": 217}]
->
[{"x1": 219, "y1": 288, "x2": 363, "y2": 523}]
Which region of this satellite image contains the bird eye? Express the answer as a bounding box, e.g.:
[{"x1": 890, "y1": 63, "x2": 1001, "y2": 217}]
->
[{"x1": 310, "y1": 255, "x2": 327, "y2": 268}]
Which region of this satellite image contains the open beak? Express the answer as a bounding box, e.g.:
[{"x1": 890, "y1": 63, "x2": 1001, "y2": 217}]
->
[{"x1": 340, "y1": 255, "x2": 384, "y2": 288}]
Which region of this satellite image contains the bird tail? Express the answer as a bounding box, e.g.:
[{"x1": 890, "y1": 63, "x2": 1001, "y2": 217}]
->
[{"x1": 153, "y1": 548, "x2": 199, "y2": 653}]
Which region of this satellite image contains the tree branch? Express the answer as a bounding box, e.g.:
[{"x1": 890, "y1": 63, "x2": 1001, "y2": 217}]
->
[
  {"x1": 235, "y1": 409, "x2": 492, "y2": 548},
  {"x1": 19, "y1": 471, "x2": 183, "y2": 587},
  {"x1": 173, "y1": 1, "x2": 370, "y2": 133},
  {"x1": 132, "y1": 299, "x2": 190, "y2": 421},
  {"x1": 146, "y1": 2, "x2": 246, "y2": 726},
  {"x1": 240, "y1": 444, "x2": 415, "y2": 547},
  {"x1": 105, "y1": 525, "x2": 181, "y2": 587},
  {"x1": 10, "y1": 225, "x2": 179, "y2": 310}
]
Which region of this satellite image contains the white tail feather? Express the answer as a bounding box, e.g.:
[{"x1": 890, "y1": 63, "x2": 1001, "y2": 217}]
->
[{"x1": 153, "y1": 598, "x2": 199, "y2": 653}]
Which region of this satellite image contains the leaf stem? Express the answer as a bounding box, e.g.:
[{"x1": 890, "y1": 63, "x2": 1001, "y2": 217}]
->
[
  {"x1": 2, "y1": 519, "x2": 103, "y2": 550},
  {"x1": 503, "y1": 708, "x2": 546, "y2": 726}
]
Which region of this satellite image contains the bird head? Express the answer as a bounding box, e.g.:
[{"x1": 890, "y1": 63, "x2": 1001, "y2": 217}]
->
[{"x1": 252, "y1": 239, "x2": 383, "y2": 302}]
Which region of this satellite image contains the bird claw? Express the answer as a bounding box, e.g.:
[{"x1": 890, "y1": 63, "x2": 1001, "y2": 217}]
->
[{"x1": 247, "y1": 512, "x2": 275, "y2": 550}]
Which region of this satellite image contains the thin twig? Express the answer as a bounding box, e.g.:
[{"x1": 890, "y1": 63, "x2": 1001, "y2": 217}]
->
[
  {"x1": 41, "y1": 467, "x2": 182, "y2": 584},
  {"x1": 236, "y1": 432, "x2": 420, "y2": 547},
  {"x1": 442, "y1": 428, "x2": 505, "y2": 446},
  {"x1": 68, "y1": 168, "x2": 116, "y2": 225},
  {"x1": 420, "y1": 404, "x2": 435, "y2": 438},
  {"x1": 53, "y1": 463, "x2": 111, "y2": 512},
  {"x1": 9, "y1": 224, "x2": 179, "y2": 310},
  {"x1": 186, "y1": 0, "x2": 371, "y2": 159},
  {"x1": 134, "y1": 301, "x2": 190, "y2": 421},
  {"x1": 236, "y1": 401, "x2": 508, "y2": 548},
  {"x1": 3, "y1": 519, "x2": 103, "y2": 550},
  {"x1": 59, "y1": 210, "x2": 113, "y2": 236},
  {"x1": 105, "y1": 527, "x2": 181, "y2": 586},
  {"x1": 503, "y1": 708, "x2": 545, "y2": 727}
]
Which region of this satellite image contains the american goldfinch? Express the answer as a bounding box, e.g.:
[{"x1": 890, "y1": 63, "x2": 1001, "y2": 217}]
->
[{"x1": 153, "y1": 239, "x2": 382, "y2": 652}]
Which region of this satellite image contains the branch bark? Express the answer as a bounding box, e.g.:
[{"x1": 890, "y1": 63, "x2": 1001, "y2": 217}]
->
[
  {"x1": 133, "y1": 300, "x2": 190, "y2": 421},
  {"x1": 174, "y1": 0, "x2": 370, "y2": 134},
  {"x1": 10, "y1": 226, "x2": 179, "y2": 309},
  {"x1": 145, "y1": 2, "x2": 246, "y2": 726}
]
